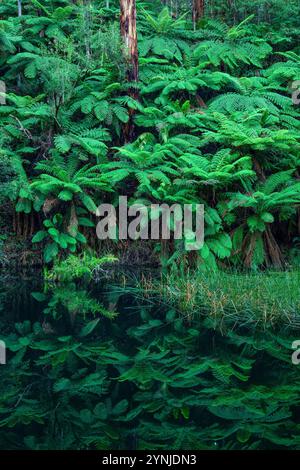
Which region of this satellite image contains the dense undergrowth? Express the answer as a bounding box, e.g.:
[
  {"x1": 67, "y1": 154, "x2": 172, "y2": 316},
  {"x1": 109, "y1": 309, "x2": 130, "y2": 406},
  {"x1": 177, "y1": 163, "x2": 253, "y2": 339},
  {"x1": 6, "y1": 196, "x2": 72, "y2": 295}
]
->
[{"x1": 0, "y1": 0, "x2": 300, "y2": 271}]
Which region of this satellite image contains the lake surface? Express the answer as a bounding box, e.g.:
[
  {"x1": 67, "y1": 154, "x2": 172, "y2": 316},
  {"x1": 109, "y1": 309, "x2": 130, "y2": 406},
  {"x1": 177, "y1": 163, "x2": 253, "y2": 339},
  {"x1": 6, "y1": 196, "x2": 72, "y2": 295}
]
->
[{"x1": 1, "y1": 272, "x2": 300, "y2": 450}]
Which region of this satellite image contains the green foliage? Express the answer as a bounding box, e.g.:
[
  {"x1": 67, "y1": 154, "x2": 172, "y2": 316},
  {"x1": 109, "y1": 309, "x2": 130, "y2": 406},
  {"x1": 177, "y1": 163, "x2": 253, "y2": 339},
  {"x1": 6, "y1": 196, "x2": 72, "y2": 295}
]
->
[
  {"x1": 45, "y1": 252, "x2": 118, "y2": 281},
  {"x1": 32, "y1": 214, "x2": 87, "y2": 262},
  {"x1": 0, "y1": 0, "x2": 300, "y2": 269}
]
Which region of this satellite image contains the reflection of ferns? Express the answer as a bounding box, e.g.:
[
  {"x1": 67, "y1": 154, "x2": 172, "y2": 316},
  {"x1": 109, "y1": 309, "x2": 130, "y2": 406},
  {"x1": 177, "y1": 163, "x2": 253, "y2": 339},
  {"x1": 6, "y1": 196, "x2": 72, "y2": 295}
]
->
[{"x1": 1, "y1": 277, "x2": 300, "y2": 449}]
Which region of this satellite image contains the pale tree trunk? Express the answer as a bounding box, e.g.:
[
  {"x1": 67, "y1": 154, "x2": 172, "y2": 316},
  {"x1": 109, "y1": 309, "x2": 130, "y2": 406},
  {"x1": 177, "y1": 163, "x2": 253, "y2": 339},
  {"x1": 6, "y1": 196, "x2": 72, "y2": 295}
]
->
[
  {"x1": 83, "y1": 0, "x2": 92, "y2": 59},
  {"x1": 106, "y1": 0, "x2": 110, "y2": 8},
  {"x1": 17, "y1": 0, "x2": 22, "y2": 89},
  {"x1": 120, "y1": 0, "x2": 139, "y2": 141},
  {"x1": 192, "y1": 0, "x2": 204, "y2": 29},
  {"x1": 17, "y1": 0, "x2": 22, "y2": 17}
]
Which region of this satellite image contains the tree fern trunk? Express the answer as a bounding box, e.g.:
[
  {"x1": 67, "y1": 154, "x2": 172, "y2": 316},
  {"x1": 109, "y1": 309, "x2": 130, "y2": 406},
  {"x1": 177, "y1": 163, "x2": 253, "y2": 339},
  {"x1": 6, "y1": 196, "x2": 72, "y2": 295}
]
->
[{"x1": 192, "y1": 0, "x2": 204, "y2": 28}]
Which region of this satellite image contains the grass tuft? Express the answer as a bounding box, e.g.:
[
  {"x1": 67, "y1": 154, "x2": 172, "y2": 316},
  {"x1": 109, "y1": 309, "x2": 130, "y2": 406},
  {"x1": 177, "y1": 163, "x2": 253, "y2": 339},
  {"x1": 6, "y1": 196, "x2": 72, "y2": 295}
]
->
[{"x1": 140, "y1": 270, "x2": 300, "y2": 326}]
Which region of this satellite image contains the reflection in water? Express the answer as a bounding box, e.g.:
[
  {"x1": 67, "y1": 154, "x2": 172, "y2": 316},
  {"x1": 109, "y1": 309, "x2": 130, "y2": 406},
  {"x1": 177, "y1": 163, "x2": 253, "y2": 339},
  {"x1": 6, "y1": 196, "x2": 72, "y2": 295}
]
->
[{"x1": 0, "y1": 274, "x2": 300, "y2": 450}]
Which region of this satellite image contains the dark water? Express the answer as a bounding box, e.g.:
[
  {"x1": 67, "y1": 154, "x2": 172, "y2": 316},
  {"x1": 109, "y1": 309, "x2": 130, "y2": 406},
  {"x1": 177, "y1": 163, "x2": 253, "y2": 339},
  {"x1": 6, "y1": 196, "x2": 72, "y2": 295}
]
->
[{"x1": 1, "y1": 273, "x2": 300, "y2": 450}]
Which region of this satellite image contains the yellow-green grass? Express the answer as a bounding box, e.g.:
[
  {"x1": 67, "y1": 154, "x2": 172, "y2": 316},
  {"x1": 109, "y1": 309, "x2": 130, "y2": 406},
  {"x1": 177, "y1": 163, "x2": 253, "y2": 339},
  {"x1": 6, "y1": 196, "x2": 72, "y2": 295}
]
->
[{"x1": 140, "y1": 271, "x2": 300, "y2": 326}]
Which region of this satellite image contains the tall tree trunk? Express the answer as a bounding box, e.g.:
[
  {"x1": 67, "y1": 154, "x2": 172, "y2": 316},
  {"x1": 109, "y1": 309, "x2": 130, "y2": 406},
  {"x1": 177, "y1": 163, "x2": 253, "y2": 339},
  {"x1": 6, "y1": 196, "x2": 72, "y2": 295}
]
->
[
  {"x1": 120, "y1": 0, "x2": 139, "y2": 86},
  {"x1": 192, "y1": 0, "x2": 204, "y2": 29},
  {"x1": 17, "y1": 0, "x2": 22, "y2": 89},
  {"x1": 83, "y1": 0, "x2": 92, "y2": 59},
  {"x1": 120, "y1": 0, "x2": 139, "y2": 141},
  {"x1": 17, "y1": 0, "x2": 22, "y2": 17}
]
